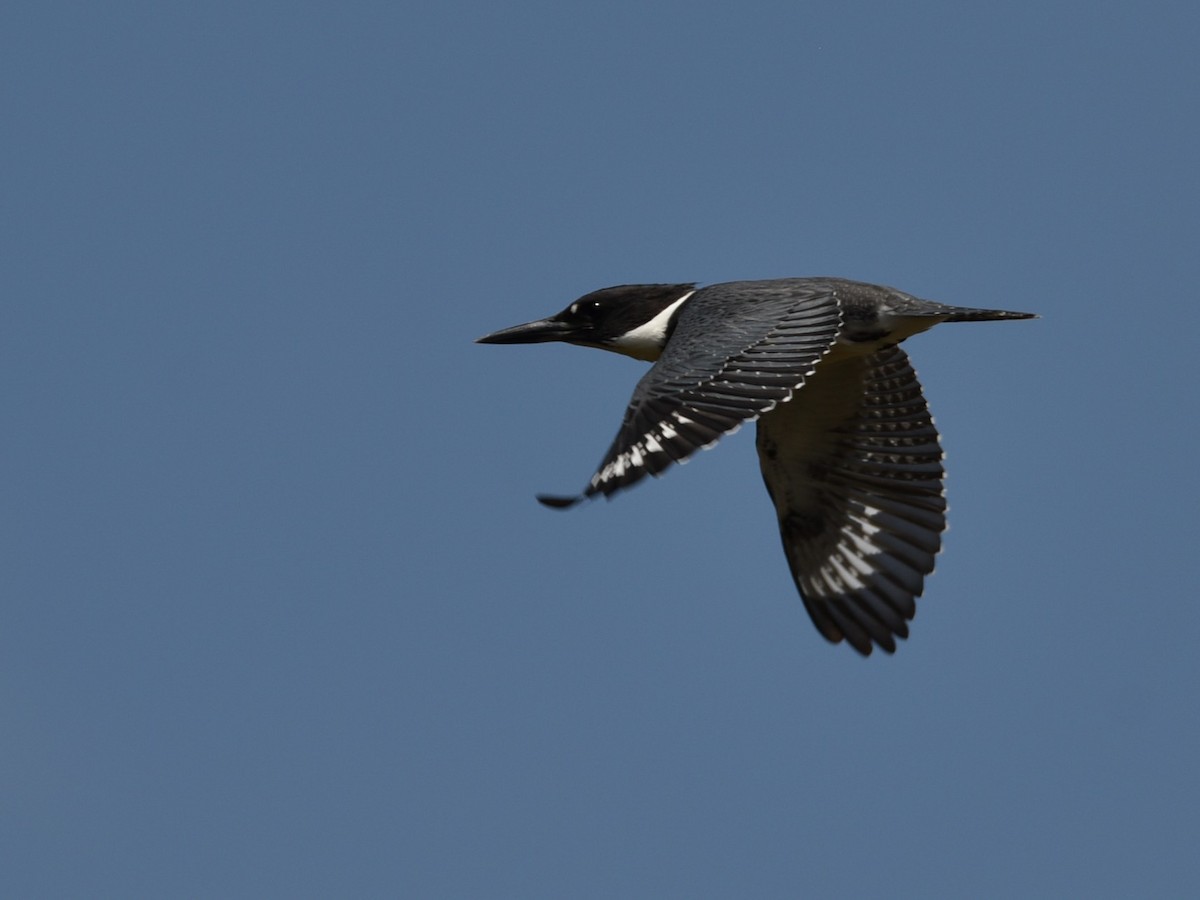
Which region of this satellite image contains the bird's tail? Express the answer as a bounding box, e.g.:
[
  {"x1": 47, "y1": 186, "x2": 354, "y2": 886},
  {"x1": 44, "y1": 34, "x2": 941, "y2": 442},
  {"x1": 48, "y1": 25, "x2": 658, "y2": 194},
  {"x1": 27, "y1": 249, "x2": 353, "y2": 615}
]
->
[{"x1": 943, "y1": 307, "x2": 1039, "y2": 322}]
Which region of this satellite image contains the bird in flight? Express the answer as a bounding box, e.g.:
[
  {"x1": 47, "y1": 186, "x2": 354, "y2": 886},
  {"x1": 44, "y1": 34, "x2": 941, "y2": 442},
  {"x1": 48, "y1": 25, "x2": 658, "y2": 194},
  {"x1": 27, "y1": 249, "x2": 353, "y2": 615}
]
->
[{"x1": 478, "y1": 278, "x2": 1036, "y2": 655}]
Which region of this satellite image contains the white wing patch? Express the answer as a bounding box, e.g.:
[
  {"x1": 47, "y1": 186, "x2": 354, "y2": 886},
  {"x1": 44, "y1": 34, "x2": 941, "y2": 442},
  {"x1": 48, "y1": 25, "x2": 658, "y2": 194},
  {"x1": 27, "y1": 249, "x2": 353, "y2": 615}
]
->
[
  {"x1": 588, "y1": 407, "x2": 741, "y2": 491},
  {"x1": 812, "y1": 504, "x2": 888, "y2": 594}
]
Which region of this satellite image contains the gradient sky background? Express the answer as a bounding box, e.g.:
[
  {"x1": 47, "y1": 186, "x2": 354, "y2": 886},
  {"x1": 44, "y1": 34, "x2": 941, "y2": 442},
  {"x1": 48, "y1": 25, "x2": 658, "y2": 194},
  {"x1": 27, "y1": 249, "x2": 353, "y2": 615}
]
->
[{"x1": 4, "y1": 2, "x2": 1199, "y2": 897}]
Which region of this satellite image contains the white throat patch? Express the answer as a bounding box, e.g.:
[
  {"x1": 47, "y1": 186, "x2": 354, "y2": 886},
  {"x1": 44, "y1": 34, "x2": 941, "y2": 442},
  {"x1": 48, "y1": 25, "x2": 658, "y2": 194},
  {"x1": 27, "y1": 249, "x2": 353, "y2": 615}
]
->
[{"x1": 606, "y1": 291, "x2": 695, "y2": 361}]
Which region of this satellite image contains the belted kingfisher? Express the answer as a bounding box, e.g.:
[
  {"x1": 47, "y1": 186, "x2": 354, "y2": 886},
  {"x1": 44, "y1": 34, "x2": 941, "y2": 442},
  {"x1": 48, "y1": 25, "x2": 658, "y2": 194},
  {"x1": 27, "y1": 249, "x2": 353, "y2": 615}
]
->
[{"x1": 477, "y1": 278, "x2": 1035, "y2": 655}]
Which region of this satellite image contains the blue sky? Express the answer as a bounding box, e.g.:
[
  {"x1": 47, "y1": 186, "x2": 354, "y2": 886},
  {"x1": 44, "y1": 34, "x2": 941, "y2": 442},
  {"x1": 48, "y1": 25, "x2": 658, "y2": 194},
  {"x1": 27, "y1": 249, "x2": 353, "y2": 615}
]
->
[{"x1": 3, "y1": 1, "x2": 1198, "y2": 896}]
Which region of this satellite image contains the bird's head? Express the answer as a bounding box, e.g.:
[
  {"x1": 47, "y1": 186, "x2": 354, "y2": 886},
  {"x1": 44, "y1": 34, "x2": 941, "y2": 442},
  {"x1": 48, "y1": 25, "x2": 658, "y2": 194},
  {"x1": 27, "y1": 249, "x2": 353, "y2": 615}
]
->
[{"x1": 476, "y1": 283, "x2": 696, "y2": 361}]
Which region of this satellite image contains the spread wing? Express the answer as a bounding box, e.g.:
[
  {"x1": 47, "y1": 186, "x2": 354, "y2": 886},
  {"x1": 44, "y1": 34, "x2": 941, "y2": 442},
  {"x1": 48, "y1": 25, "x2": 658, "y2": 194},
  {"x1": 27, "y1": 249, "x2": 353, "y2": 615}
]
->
[
  {"x1": 539, "y1": 280, "x2": 843, "y2": 507},
  {"x1": 756, "y1": 343, "x2": 946, "y2": 655}
]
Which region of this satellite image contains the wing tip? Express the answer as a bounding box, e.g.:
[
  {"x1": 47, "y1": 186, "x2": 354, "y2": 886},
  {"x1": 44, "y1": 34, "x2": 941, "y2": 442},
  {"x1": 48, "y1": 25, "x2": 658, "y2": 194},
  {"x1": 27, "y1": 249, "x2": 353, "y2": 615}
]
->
[{"x1": 536, "y1": 493, "x2": 584, "y2": 509}]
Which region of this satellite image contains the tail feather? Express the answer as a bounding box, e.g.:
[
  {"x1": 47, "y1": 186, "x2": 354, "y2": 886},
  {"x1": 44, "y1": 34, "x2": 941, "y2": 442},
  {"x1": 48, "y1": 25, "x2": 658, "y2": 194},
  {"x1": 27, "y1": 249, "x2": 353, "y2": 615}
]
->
[{"x1": 943, "y1": 307, "x2": 1038, "y2": 322}]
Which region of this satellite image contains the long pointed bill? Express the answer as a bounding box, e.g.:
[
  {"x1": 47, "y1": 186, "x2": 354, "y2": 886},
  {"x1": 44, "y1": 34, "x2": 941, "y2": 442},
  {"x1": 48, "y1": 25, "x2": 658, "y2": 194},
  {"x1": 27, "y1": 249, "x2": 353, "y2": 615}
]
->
[{"x1": 476, "y1": 317, "x2": 576, "y2": 345}]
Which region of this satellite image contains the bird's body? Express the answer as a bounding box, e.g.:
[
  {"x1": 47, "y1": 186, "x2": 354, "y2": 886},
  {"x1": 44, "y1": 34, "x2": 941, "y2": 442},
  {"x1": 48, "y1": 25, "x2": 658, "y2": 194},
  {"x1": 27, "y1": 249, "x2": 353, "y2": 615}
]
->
[{"x1": 478, "y1": 278, "x2": 1035, "y2": 655}]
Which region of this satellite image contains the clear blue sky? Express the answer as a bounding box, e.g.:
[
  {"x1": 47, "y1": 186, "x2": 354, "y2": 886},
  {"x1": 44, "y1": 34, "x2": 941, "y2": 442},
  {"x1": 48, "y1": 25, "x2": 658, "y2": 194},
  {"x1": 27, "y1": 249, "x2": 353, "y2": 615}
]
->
[{"x1": 4, "y1": 2, "x2": 1198, "y2": 897}]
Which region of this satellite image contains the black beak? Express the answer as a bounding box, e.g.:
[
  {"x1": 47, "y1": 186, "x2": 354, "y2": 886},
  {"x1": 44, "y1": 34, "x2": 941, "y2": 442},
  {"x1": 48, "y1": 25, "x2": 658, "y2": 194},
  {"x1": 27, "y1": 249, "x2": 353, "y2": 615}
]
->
[{"x1": 476, "y1": 317, "x2": 577, "y2": 345}]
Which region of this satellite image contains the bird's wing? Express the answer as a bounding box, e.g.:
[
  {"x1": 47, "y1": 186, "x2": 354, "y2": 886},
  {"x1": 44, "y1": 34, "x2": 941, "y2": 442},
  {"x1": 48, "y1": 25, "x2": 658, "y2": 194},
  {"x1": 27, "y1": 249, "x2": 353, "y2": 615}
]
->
[
  {"x1": 756, "y1": 343, "x2": 945, "y2": 655},
  {"x1": 539, "y1": 281, "x2": 843, "y2": 507}
]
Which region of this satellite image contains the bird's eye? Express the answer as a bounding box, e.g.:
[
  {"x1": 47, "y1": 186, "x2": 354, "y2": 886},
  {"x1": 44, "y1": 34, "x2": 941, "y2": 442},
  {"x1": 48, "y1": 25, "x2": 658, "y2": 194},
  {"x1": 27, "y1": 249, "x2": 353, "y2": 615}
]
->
[{"x1": 569, "y1": 300, "x2": 603, "y2": 318}]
